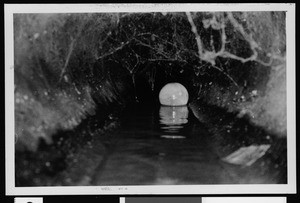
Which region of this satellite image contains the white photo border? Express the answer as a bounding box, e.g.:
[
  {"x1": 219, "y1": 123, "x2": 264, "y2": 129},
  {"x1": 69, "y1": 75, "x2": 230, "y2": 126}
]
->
[{"x1": 5, "y1": 3, "x2": 296, "y2": 195}]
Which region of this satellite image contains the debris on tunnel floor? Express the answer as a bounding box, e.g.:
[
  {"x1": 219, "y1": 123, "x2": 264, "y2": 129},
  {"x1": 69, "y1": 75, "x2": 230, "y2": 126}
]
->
[{"x1": 221, "y1": 144, "x2": 271, "y2": 166}]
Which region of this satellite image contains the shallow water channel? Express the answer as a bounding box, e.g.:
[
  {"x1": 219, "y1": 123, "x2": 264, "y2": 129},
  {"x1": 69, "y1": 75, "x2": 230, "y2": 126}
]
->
[
  {"x1": 91, "y1": 104, "x2": 223, "y2": 185},
  {"x1": 16, "y1": 102, "x2": 287, "y2": 186}
]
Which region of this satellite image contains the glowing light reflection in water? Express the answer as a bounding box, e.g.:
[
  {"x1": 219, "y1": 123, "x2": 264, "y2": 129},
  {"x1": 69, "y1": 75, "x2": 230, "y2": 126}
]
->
[{"x1": 159, "y1": 106, "x2": 189, "y2": 139}]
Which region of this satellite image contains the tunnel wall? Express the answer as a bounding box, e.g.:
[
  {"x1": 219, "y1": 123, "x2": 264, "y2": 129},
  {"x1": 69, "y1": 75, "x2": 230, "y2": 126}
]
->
[
  {"x1": 13, "y1": 14, "x2": 128, "y2": 151},
  {"x1": 195, "y1": 63, "x2": 286, "y2": 136},
  {"x1": 193, "y1": 12, "x2": 286, "y2": 137}
]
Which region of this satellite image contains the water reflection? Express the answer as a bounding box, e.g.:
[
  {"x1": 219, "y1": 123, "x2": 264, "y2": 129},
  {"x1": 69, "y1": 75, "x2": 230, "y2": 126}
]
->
[{"x1": 159, "y1": 106, "x2": 189, "y2": 139}]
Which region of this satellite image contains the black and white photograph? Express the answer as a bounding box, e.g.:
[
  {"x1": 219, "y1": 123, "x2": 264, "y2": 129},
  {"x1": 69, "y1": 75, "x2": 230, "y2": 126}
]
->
[{"x1": 5, "y1": 4, "x2": 296, "y2": 195}]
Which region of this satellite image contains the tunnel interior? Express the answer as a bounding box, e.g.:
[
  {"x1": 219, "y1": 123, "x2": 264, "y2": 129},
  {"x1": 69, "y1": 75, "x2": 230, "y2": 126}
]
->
[{"x1": 13, "y1": 11, "x2": 287, "y2": 186}]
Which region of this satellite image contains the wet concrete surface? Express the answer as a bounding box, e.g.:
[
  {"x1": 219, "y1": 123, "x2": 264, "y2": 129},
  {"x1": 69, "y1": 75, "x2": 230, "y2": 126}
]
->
[{"x1": 15, "y1": 101, "x2": 287, "y2": 186}]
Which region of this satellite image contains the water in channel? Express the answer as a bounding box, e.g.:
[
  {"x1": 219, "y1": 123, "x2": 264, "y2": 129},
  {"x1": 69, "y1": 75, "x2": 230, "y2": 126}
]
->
[{"x1": 86, "y1": 102, "x2": 285, "y2": 185}]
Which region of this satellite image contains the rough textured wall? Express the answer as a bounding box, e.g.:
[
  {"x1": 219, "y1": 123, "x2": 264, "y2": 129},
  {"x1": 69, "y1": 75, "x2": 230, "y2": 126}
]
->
[
  {"x1": 14, "y1": 14, "x2": 124, "y2": 151},
  {"x1": 195, "y1": 12, "x2": 286, "y2": 136}
]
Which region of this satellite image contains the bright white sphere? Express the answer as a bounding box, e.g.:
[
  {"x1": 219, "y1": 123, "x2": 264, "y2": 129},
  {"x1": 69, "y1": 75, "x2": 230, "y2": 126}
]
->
[{"x1": 159, "y1": 82, "x2": 189, "y2": 106}]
